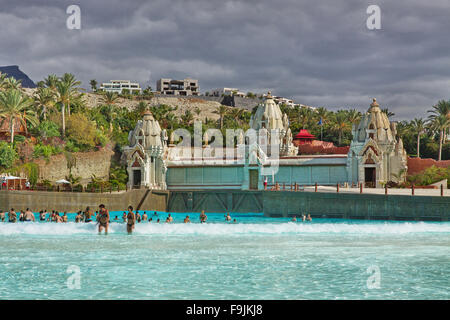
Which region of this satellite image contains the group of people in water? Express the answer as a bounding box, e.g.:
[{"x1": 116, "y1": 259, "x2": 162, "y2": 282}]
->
[
  {"x1": 292, "y1": 214, "x2": 313, "y2": 222},
  {"x1": 0, "y1": 206, "x2": 239, "y2": 235}
]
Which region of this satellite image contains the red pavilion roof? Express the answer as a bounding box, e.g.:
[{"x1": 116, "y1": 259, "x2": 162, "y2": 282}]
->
[{"x1": 294, "y1": 129, "x2": 315, "y2": 140}]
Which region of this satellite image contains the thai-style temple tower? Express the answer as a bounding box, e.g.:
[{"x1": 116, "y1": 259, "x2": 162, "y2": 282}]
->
[
  {"x1": 347, "y1": 98, "x2": 407, "y2": 187},
  {"x1": 122, "y1": 110, "x2": 168, "y2": 189},
  {"x1": 249, "y1": 92, "x2": 297, "y2": 157}
]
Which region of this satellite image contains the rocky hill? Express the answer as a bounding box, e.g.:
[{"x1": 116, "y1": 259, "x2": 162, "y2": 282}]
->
[{"x1": 0, "y1": 65, "x2": 36, "y2": 88}]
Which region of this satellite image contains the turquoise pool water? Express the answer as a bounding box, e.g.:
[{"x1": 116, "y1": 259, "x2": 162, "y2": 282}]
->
[{"x1": 0, "y1": 211, "x2": 449, "y2": 299}]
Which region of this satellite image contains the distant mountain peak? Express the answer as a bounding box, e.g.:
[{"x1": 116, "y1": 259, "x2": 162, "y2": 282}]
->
[{"x1": 0, "y1": 65, "x2": 36, "y2": 88}]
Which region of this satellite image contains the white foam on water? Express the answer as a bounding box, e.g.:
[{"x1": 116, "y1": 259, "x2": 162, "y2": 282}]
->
[{"x1": 0, "y1": 221, "x2": 449, "y2": 236}]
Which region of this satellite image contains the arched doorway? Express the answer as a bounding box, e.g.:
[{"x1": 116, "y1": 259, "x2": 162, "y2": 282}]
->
[{"x1": 133, "y1": 170, "x2": 141, "y2": 188}]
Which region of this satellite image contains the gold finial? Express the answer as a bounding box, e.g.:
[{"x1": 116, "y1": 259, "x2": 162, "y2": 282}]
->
[
  {"x1": 370, "y1": 98, "x2": 379, "y2": 108},
  {"x1": 267, "y1": 91, "x2": 272, "y2": 98}
]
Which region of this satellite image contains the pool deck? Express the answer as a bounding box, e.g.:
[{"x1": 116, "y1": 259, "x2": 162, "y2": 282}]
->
[{"x1": 304, "y1": 186, "x2": 449, "y2": 197}]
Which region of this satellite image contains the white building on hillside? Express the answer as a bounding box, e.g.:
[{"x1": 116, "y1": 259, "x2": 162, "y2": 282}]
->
[
  {"x1": 210, "y1": 88, "x2": 246, "y2": 97},
  {"x1": 100, "y1": 80, "x2": 142, "y2": 94}
]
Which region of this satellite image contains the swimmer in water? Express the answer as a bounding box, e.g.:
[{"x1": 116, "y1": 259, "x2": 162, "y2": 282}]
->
[
  {"x1": 142, "y1": 211, "x2": 148, "y2": 221},
  {"x1": 126, "y1": 206, "x2": 135, "y2": 234},
  {"x1": 40, "y1": 210, "x2": 47, "y2": 221},
  {"x1": 114, "y1": 216, "x2": 119, "y2": 221},
  {"x1": 225, "y1": 213, "x2": 231, "y2": 221},
  {"x1": 84, "y1": 207, "x2": 93, "y2": 223},
  {"x1": 167, "y1": 213, "x2": 173, "y2": 223},
  {"x1": 149, "y1": 217, "x2": 152, "y2": 223},
  {"x1": 307, "y1": 214, "x2": 312, "y2": 222},
  {"x1": 19, "y1": 211, "x2": 24, "y2": 222},
  {"x1": 98, "y1": 204, "x2": 110, "y2": 234},
  {"x1": 156, "y1": 218, "x2": 160, "y2": 223},
  {"x1": 184, "y1": 215, "x2": 191, "y2": 223},
  {"x1": 55, "y1": 212, "x2": 63, "y2": 223},
  {"x1": 122, "y1": 212, "x2": 127, "y2": 223},
  {"x1": 62, "y1": 212, "x2": 68, "y2": 223},
  {"x1": 24, "y1": 208, "x2": 35, "y2": 222},
  {"x1": 8, "y1": 208, "x2": 17, "y2": 223},
  {"x1": 75, "y1": 211, "x2": 83, "y2": 223},
  {"x1": 200, "y1": 210, "x2": 207, "y2": 223},
  {"x1": 302, "y1": 214, "x2": 306, "y2": 222},
  {"x1": 153, "y1": 211, "x2": 158, "y2": 216},
  {"x1": 1, "y1": 210, "x2": 6, "y2": 222},
  {"x1": 233, "y1": 218, "x2": 237, "y2": 223},
  {"x1": 136, "y1": 211, "x2": 141, "y2": 223},
  {"x1": 292, "y1": 215, "x2": 297, "y2": 222}
]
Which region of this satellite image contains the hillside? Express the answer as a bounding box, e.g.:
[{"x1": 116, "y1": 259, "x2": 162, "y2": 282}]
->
[{"x1": 0, "y1": 65, "x2": 36, "y2": 88}]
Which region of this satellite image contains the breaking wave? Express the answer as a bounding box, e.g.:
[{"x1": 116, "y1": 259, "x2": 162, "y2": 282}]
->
[{"x1": 0, "y1": 221, "x2": 449, "y2": 236}]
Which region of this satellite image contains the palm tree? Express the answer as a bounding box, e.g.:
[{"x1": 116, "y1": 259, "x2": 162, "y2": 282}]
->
[
  {"x1": 346, "y1": 109, "x2": 362, "y2": 126},
  {"x1": 428, "y1": 114, "x2": 449, "y2": 161},
  {"x1": 55, "y1": 73, "x2": 81, "y2": 136},
  {"x1": 2, "y1": 77, "x2": 22, "y2": 90},
  {"x1": 44, "y1": 74, "x2": 59, "y2": 91},
  {"x1": 56, "y1": 80, "x2": 70, "y2": 137},
  {"x1": 213, "y1": 105, "x2": 228, "y2": 129},
  {"x1": 102, "y1": 91, "x2": 119, "y2": 106},
  {"x1": 315, "y1": 107, "x2": 331, "y2": 125},
  {"x1": 165, "y1": 113, "x2": 178, "y2": 130},
  {"x1": 60, "y1": 73, "x2": 81, "y2": 116},
  {"x1": 410, "y1": 118, "x2": 426, "y2": 158},
  {"x1": 0, "y1": 73, "x2": 8, "y2": 90},
  {"x1": 33, "y1": 87, "x2": 56, "y2": 121},
  {"x1": 381, "y1": 108, "x2": 395, "y2": 119},
  {"x1": 230, "y1": 108, "x2": 244, "y2": 126},
  {"x1": 428, "y1": 100, "x2": 450, "y2": 142},
  {"x1": 0, "y1": 89, "x2": 38, "y2": 144},
  {"x1": 331, "y1": 110, "x2": 350, "y2": 145},
  {"x1": 89, "y1": 79, "x2": 98, "y2": 92},
  {"x1": 297, "y1": 107, "x2": 314, "y2": 129},
  {"x1": 181, "y1": 110, "x2": 194, "y2": 127}
]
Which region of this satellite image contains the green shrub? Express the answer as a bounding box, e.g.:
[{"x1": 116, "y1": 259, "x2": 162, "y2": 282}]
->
[
  {"x1": 66, "y1": 114, "x2": 97, "y2": 149},
  {"x1": 14, "y1": 135, "x2": 26, "y2": 143},
  {"x1": 33, "y1": 143, "x2": 62, "y2": 160},
  {"x1": 64, "y1": 140, "x2": 80, "y2": 152},
  {"x1": 0, "y1": 142, "x2": 18, "y2": 169},
  {"x1": 34, "y1": 121, "x2": 60, "y2": 139}
]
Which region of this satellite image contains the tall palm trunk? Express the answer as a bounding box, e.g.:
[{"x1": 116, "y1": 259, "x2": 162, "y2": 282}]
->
[
  {"x1": 416, "y1": 134, "x2": 420, "y2": 158},
  {"x1": 438, "y1": 130, "x2": 443, "y2": 161},
  {"x1": 62, "y1": 102, "x2": 66, "y2": 136},
  {"x1": 67, "y1": 98, "x2": 70, "y2": 116},
  {"x1": 10, "y1": 117, "x2": 15, "y2": 144}
]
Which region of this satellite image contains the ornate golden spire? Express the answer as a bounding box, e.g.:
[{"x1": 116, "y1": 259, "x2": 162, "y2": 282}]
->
[{"x1": 370, "y1": 98, "x2": 379, "y2": 108}]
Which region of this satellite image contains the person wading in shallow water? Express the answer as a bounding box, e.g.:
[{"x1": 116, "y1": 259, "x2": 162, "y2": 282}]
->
[
  {"x1": 8, "y1": 208, "x2": 17, "y2": 223},
  {"x1": 98, "y1": 204, "x2": 110, "y2": 234},
  {"x1": 24, "y1": 208, "x2": 35, "y2": 222},
  {"x1": 126, "y1": 206, "x2": 135, "y2": 234},
  {"x1": 200, "y1": 210, "x2": 207, "y2": 223},
  {"x1": 84, "y1": 207, "x2": 93, "y2": 223}
]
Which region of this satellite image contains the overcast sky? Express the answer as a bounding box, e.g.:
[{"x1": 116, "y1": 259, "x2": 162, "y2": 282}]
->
[{"x1": 1, "y1": 0, "x2": 449, "y2": 120}]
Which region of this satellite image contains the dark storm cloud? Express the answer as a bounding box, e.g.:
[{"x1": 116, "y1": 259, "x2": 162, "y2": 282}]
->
[{"x1": 1, "y1": 0, "x2": 449, "y2": 119}]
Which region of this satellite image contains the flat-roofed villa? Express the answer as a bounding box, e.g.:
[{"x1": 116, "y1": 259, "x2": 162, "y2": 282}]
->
[
  {"x1": 100, "y1": 80, "x2": 142, "y2": 94},
  {"x1": 156, "y1": 78, "x2": 199, "y2": 96}
]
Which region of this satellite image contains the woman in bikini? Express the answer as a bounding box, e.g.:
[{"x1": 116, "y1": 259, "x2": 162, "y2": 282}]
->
[
  {"x1": 126, "y1": 206, "x2": 135, "y2": 234},
  {"x1": 98, "y1": 204, "x2": 110, "y2": 234}
]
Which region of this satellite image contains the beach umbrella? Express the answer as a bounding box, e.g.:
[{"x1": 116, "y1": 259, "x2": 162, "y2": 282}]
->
[
  {"x1": 4, "y1": 176, "x2": 21, "y2": 180},
  {"x1": 55, "y1": 179, "x2": 71, "y2": 184}
]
